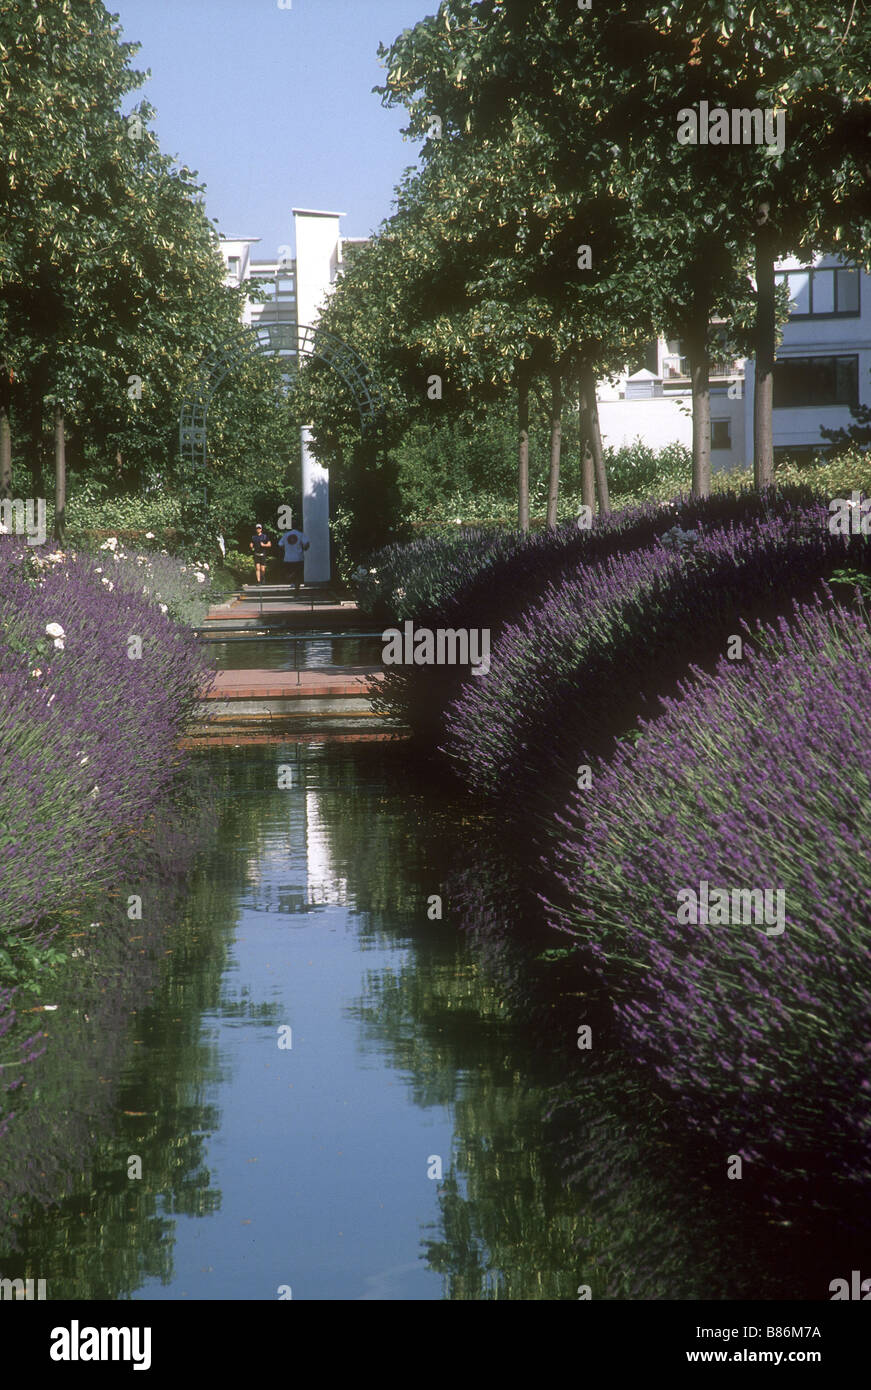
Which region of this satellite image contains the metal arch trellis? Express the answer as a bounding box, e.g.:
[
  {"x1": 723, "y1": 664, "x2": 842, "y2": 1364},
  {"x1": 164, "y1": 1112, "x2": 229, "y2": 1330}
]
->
[{"x1": 178, "y1": 320, "x2": 384, "y2": 470}]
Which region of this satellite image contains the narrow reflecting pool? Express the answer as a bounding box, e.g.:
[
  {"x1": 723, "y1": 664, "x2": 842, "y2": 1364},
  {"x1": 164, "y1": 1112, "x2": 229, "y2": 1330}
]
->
[{"x1": 0, "y1": 742, "x2": 585, "y2": 1300}]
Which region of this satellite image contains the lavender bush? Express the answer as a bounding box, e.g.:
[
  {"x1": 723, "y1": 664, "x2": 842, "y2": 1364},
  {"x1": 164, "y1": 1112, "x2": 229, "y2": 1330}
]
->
[
  {"x1": 0, "y1": 539, "x2": 212, "y2": 938},
  {"x1": 0, "y1": 537, "x2": 213, "y2": 1109},
  {"x1": 372, "y1": 486, "x2": 828, "y2": 747},
  {"x1": 356, "y1": 527, "x2": 520, "y2": 625},
  {"x1": 546, "y1": 595, "x2": 871, "y2": 1186},
  {"x1": 446, "y1": 505, "x2": 870, "y2": 799}
]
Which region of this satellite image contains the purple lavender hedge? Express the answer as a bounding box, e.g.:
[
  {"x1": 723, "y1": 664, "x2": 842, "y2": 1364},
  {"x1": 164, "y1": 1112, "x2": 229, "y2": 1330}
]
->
[
  {"x1": 0, "y1": 539, "x2": 212, "y2": 1102},
  {"x1": 368, "y1": 486, "x2": 831, "y2": 748},
  {"x1": 546, "y1": 595, "x2": 871, "y2": 1186},
  {"x1": 446, "y1": 503, "x2": 870, "y2": 801}
]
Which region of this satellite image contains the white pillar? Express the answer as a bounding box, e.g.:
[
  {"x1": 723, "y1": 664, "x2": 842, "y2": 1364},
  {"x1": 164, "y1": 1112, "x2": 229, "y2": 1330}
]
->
[
  {"x1": 294, "y1": 208, "x2": 345, "y2": 587},
  {"x1": 301, "y1": 424, "x2": 330, "y2": 583}
]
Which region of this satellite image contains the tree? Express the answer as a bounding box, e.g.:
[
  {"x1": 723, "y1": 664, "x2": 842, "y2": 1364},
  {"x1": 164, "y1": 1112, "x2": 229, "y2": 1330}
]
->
[
  {"x1": 378, "y1": 0, "x2": 871, "y2": 497},
  {"x1": 376, "y1": 26, "x2": 654, "y2": 523},
  {"x1": 0, "y1": 0, "x2": 262, "y2": 534}
]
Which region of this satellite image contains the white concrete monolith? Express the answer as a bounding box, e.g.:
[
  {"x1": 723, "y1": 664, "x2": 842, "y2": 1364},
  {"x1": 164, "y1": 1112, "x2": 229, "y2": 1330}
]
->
[
  {"x1": 301, "y1": 425, "x2": 330, "y2": 583},
  {"x1": 294, "y1": 208, "x2": 344, "y2": 585}
]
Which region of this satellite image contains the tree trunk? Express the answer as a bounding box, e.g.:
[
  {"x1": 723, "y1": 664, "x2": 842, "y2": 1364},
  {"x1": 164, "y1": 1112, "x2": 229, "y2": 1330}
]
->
[
  {"x1": 754, "y1": 212, "x2": 776, "y2": 490},
  {"x1": 580, "y1": 362, "x2": 609, "y2": 515},
  {"x1": 517, "y1": 366, "x2": 530, "y2": 533},
  {"x1": 27, "y1": 381, "x2": 44, "y2": 497},
  {"x1": 54, "y1": 403, "x2": 66, "y2": 542},
  {"x1": 0, "y1": 370, "x2": 11, "y2": 500},
  {"x1": 578, "y1": 376, "x2": 596, "y2": 512},
  {"x1": 686, "y1": 319, "x2": 711, "y2": 498},
  {"x1": 546, "y1": 365, "x2": 562, "y2": 529}
]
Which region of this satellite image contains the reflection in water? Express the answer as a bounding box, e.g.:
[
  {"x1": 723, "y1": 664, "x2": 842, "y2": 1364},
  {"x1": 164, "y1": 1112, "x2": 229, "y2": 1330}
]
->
[
  {"x1": 1, "y1": 738, "x2": 846, "y2": 1300},
  {"x1": 208, "y1": 636, "x2": 383, "y2": 672}
]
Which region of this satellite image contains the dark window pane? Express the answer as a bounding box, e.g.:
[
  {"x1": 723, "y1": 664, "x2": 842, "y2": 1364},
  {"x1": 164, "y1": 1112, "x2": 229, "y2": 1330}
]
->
[
  {"x1": 836, "y1": 268, "x2": 860, "y2": 314},
  {"x1": 836, "y1": 356, "x2": 859, "y2": 406},
  {"x1": 773, "y1": 356, "x2": 858, "y2": 408},
  {"x1": 711, "y1": 420, "x2": 731, "y2": 449}
]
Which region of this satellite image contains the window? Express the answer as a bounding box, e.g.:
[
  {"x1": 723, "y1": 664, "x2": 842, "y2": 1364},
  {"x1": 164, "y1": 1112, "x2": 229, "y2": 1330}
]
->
[
  {"x1": 711, "y1": 420, "x2": 731, "y2": 449},
  {"x1": 227, "y1": 256, "x2": 241, "y2": 277},
  {"x1": 773, "y1": 355, "x2": 859, "y2": 409},
  {"x1": 775, "y1": 266, "x2": 860, "y2": 318}
]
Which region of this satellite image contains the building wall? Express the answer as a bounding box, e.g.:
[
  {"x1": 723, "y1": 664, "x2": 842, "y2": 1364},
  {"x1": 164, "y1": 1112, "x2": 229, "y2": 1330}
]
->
[
  {"x1": 598, "y1": 387, "x2": 746, "y2": 469},
  {"x1": 742, "y1": 255, "x2": 871, "y2": 463},
  {"x1": 599, "y1": 254, "x2": 871, "y2": 469}
]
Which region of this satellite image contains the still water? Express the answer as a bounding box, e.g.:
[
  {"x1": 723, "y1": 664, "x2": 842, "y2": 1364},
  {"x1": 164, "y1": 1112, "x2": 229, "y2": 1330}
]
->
[
  {"x1": 0, "y1": 741, "x2": 584, "y2": 1300},
  {"x1": 205, "y1": 636, "x2": 383, "y2": 671}
]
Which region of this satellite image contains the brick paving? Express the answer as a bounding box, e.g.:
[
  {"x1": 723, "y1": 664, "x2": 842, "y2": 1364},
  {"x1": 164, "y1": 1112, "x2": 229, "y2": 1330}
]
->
[{"x1": 203, "y1": 667, "x2": 383, "y2": 699}]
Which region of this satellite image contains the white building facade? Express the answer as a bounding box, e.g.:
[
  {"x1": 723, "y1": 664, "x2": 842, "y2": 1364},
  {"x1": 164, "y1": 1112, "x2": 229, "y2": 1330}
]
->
[{"x1": 597, "y1": 254, "x2": 870, "y2": 471}]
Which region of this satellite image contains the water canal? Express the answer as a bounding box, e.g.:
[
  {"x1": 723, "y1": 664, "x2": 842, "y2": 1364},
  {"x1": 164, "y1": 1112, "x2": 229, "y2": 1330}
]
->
[
  {"x1": 0, "y1": 630, "x2": 853, "y2": 1301},
  {"x1": 0, "y1": 738, "x2": 588, "y2": 1300}
]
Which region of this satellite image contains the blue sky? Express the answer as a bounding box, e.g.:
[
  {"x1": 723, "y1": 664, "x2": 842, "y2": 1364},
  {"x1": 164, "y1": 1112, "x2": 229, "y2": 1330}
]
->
[{"x1": 112, "y1": 0, "x2": 434, "y2": 256}]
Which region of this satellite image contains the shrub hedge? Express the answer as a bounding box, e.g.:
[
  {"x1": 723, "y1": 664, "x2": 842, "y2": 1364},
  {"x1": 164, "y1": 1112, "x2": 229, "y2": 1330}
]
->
[{"x1": 546, "y1": 596, "x2": 871, "y2": 1186}]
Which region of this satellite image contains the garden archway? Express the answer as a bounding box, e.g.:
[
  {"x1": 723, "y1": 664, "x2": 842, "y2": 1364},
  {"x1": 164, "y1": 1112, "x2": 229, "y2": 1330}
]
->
[
  {"x1": 178, "y1": 319, "x2": 384, "y2": 583},
  {"x1": 178, "y1": 320, "x2": 383, "y2": 471}
]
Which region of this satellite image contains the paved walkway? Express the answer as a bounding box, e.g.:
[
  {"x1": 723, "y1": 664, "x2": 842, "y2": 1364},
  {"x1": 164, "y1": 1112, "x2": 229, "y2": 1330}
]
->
[
  {"x1": 203, "y1": 585, "x2": 372, "y2": 630},
  {"x1": 204, "y1": 667, "x2": 383, "y2": 699}
]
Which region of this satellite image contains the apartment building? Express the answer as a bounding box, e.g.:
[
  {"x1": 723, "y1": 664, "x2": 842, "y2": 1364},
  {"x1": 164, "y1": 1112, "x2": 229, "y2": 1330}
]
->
[{"x1": 597, "y1": 254, "x2": 870, "y2": 470}]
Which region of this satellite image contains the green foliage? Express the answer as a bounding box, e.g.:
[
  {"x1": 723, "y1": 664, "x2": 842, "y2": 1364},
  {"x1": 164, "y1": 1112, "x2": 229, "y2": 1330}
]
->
[
  {"x1": 829, "y1": 569, "x2": 871, "y2": 602},
  {"x1": 223, "y1": 549, "x2": 255, "y2": 581},
  {"x1": 602, "y1": 439, "x2": 692, "y2": 498},
  {"x1": 64, "y1": 485, "x2": 182, "y2": 536},
  {"x1": 0, "y1": 0, "x2": 282, "y2": 509},
  {"x1": 0, "y1": 934, "x2": 68, "y2": 995},
  {"x1": 719, "y1": 447, "x2": 871, "y2": 500},
  {"x1": 394, "y1": 409, "x2": 550, "y2": 518}
]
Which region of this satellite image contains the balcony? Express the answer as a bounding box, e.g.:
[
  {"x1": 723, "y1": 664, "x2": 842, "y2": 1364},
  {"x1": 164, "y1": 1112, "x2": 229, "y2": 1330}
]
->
[{"x1": 662, "y1": 355, "x2": 744, "y2": 381}]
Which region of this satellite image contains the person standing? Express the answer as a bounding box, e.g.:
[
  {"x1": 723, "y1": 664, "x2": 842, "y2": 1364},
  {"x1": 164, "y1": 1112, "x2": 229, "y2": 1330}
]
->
[
  {"x1": 249, "y1": 523, "x2": 272, "y2": 585},
  {"x1": 277, "y1": 524, "x2": 310, "y2": 590}
]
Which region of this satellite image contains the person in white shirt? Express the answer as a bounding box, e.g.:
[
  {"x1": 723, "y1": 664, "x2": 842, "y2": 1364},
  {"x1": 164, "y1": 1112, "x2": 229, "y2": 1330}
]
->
[{"x1": 277, "y1": 526, "x2": 310, "y2": 590}]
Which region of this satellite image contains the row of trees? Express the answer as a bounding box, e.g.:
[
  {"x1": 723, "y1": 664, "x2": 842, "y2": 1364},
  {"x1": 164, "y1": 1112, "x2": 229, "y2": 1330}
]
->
[
  {"x1": 0, "y1": 0, "x2": 296, "y2": 541},
  {"x1": 301, "y1": 0, "x2": 871, "y2": 530}
]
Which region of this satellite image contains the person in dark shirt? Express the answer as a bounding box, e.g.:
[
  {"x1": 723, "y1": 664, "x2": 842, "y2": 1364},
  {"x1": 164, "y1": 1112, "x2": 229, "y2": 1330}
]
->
[{"x1": 249, "y1": 523, "x2": 272, "y2": 585}]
